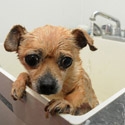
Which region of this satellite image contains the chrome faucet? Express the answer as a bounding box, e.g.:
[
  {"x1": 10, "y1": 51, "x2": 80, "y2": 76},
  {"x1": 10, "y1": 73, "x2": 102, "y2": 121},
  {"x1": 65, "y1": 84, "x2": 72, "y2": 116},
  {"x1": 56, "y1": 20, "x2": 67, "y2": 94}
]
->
[{"x1": 90, "y1": 11, "x2": 121, "y2": 36}]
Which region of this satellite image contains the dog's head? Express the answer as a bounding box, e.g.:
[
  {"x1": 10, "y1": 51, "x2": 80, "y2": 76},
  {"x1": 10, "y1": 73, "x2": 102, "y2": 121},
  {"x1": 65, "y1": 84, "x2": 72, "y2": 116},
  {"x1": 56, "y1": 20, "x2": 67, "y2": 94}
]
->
[{"x1": 4, "y1": 25, "x2": 97, "y2": 95}]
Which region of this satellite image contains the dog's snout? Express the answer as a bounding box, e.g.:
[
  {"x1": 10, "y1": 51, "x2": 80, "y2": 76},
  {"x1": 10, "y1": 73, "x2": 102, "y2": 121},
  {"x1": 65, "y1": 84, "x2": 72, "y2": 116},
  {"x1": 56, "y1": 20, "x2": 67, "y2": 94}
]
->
[{"x1": 37, "y1": 73, "x2": 58, "y2": 95}]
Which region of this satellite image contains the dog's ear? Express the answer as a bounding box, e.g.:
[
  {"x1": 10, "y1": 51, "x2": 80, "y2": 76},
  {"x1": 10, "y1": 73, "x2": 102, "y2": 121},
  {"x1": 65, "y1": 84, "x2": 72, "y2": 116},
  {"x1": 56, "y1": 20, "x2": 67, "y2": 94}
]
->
[
  {"x1": 4, "y1": 25, "x2": 27, "y2": 52},
  {"x1": 72, "y1": 29, "x2": 97, "y2": 51}
]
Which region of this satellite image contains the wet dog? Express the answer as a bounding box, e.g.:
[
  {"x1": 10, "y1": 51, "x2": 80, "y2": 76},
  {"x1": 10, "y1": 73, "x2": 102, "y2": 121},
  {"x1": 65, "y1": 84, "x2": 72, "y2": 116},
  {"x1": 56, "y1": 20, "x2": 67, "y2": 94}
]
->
[{"x1": 4, "y1": 25, "x2": 99, "y2": 115}]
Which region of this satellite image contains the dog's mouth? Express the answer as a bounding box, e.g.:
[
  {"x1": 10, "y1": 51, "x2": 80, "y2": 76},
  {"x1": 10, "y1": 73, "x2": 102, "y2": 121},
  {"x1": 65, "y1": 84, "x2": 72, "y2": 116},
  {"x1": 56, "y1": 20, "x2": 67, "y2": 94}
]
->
[{"x1": 34, "y1": 73, "x2": 62, "y2": 95}]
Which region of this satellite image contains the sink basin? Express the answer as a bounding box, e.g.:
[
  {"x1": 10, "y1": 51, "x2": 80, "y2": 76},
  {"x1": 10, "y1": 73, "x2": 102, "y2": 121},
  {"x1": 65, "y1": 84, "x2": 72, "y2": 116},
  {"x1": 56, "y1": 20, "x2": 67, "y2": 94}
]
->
[
  {"x1": 102, "y1": 35, "x2": 125, "y2": 42},
  {"x1": 1, "y1": 37, "x2": 125, "y2": 124}
]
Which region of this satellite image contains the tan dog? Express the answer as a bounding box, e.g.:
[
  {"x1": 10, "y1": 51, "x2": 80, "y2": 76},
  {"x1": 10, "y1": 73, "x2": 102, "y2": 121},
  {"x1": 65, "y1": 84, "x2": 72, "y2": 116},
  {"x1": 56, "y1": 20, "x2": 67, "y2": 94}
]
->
[{"x1": 4, "y1": 25, "x2": 99, "y2": 115}]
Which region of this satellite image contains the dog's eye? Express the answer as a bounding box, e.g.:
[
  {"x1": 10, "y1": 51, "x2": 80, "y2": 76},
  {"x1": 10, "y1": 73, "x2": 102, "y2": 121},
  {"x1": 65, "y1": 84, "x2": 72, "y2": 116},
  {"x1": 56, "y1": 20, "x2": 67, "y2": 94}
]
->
[
  {"x1": 25, "y1": 54, "x2": 40, "y2": 67},
  {"x1": 60, "y1": 57, "x2": 73, "y2": 69}
]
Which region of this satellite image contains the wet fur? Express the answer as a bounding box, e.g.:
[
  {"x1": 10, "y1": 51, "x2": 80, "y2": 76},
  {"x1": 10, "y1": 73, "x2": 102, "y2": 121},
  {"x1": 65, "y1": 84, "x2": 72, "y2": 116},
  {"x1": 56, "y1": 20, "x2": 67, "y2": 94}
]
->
[{"x1": 4, "y1": 25, "x2": 99, "y2": 115}]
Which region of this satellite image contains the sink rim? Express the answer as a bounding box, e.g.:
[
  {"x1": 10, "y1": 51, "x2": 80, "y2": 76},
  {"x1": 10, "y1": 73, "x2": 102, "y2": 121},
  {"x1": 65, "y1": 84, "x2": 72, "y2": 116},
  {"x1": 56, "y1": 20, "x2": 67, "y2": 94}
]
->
[{"x1": 102, "y1": 35, "x2": 125, "y2": 42}]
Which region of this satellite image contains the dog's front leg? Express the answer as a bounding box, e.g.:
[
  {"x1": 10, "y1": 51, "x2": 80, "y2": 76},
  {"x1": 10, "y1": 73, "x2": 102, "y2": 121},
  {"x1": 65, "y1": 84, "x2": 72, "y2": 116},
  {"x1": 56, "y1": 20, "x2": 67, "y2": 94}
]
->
[
  {"x1": 11, "y1": 72, "x2": 30, "y2": 100},
  {"x1": 44, "y1": 88, "x2": 84, "y2": 115},
  {"x1": 45, "y1": 98, "x2": 74, "y2": 116},
  {"x1": 64, "y1": 86, "x2": 93, "y2": 115},
  {"x1": 45, "y1": 84, "x2": 98, "y2": 115}
]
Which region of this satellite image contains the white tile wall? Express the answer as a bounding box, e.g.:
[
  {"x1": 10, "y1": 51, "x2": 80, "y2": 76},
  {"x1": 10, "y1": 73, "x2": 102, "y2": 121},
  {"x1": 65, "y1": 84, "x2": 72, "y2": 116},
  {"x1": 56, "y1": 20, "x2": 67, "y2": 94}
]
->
[{"x1": 1, "y1": 0, "x2": 125, "y2": 43}]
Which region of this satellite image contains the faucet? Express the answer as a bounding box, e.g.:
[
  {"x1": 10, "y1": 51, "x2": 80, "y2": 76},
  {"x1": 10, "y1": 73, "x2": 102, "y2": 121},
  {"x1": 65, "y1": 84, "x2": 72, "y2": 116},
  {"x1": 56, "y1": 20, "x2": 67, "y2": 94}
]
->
[{"x1": 90, "y1": 11, "x2": 121, "y2": 36}]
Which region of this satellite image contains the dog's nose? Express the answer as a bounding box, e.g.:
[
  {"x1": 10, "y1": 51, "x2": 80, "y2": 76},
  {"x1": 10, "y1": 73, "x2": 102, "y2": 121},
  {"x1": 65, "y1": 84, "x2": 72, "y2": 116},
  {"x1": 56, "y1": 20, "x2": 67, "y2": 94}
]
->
[{"x1": 37, "y1": 73, "x2": 58, "y2": 95}]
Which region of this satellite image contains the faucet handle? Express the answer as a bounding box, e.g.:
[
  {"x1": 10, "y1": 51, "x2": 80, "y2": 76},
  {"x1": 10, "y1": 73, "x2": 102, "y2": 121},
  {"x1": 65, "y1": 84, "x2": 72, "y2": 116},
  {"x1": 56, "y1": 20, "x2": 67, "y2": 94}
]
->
[
  {"x1": 121, "y1": 29, "x2": 125, "y2": 37},
  {"x1": 115, "y1": 28, "x2": 121, "y2": 36},
  {"x1": 102, "y1": 24, "x2": 113, "y2": 35}
]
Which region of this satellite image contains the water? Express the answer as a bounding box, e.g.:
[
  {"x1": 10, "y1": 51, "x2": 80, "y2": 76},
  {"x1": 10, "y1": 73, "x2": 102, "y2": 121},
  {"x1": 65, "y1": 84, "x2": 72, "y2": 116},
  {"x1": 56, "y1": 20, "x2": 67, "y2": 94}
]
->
[{"x1": 90, "y1": 21, "x2": 94, "y2": 37}]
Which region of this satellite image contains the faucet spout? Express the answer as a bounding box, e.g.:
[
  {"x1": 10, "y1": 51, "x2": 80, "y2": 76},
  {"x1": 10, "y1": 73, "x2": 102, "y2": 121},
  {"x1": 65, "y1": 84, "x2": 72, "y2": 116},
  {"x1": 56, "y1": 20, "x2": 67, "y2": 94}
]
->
[{"x1": 90, "y1": 11, "x2": 121, "y2": 36}]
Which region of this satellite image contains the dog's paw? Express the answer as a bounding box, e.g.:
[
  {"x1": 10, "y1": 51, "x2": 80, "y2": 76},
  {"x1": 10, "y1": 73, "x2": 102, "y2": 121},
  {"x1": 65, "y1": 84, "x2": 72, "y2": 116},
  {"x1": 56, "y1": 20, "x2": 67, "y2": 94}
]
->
[
  {"x1": 11, "y1": 80, "x2": 26, "y2": 100},
  {"x1": 44, "y1": 99, "x2": 74, "y2": 115}
]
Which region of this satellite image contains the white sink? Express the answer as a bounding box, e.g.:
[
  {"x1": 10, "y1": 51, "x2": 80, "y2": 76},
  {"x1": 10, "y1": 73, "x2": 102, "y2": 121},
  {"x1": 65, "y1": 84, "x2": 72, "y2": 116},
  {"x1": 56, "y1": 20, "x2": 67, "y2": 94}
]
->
[
  {"x1": 1, "y1": 37, "x2": 125, "y2": 102},
  {"x1": 102, "y1": 35, "x2": 125, "y2": 42},
  {"x1": 1, "y1": 37, "x2": 125, "y2": 124},
  {"x1": 80, "y1": 37, "x2": 125, "y2": 102}
]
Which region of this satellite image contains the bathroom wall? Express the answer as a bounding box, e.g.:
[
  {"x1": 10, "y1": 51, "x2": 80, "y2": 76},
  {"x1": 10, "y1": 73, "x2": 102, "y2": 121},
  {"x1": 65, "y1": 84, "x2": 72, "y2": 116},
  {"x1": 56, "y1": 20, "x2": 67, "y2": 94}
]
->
[
  {"x1": 0, "y1": 0, "x2": 83, "y2": 43},
  {"x1": 0, "y1": 0, "x2": 125, "y2": 43}
]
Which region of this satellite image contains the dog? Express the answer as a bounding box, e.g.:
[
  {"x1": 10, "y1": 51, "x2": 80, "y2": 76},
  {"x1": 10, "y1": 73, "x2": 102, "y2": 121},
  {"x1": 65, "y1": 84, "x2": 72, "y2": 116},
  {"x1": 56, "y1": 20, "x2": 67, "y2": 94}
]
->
[{"x1": 4, "y1": 25, "x2": 99, "y2": 116}]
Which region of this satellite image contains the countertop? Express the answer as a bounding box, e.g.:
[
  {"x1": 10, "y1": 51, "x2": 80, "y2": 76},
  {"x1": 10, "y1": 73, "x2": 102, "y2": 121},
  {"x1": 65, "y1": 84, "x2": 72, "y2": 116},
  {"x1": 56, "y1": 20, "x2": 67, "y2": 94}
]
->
[{"x1": 83, "y1": 92, "x2": 125, "y2": 125}]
